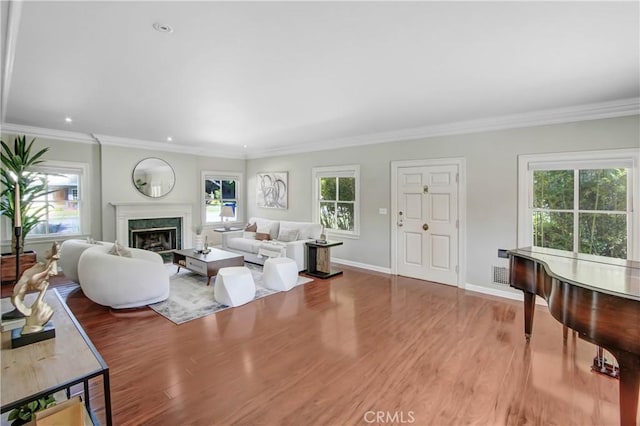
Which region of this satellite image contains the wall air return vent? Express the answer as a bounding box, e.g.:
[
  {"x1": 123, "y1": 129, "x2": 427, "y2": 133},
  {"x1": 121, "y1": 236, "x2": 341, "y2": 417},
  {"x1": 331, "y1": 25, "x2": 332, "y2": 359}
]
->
[{"x1": 492, "y1": 266, "x2": 510, "y2": 286}]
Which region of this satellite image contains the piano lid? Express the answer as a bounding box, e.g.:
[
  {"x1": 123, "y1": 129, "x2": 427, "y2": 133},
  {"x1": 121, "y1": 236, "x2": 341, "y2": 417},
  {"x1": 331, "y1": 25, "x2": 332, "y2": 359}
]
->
[{"x1": 508, "y1": 246, "x2": 640, "y2": 301}]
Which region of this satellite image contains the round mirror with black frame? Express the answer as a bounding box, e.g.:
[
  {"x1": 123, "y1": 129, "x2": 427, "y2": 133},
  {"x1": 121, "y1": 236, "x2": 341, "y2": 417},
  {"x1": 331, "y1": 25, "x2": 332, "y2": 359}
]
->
[{"x1": 132, "y1": 157, "x2": 176, "y2": 198}]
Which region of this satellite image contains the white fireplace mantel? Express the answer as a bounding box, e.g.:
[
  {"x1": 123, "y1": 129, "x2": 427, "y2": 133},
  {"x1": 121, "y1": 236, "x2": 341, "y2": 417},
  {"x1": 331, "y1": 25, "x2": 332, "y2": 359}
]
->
[{"x1": 111, "y1": 202, "x2": 193, "y2": 249}]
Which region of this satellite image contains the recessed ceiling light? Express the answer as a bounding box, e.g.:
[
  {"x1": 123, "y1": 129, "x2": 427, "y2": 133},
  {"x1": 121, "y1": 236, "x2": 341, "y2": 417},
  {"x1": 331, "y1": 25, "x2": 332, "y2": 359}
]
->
[
  {"x1": 243, "y1": 145, "x2": 247, "y2": 149},
  {"x1": 65, "y1": 117, "x2": 72, "y2": 123},
  {"x1": 153, "y1": 23, "x2": 173, "y2": 33},
  {"x1": 167, "y1": 136, "x2": 173, "y2": 142}
]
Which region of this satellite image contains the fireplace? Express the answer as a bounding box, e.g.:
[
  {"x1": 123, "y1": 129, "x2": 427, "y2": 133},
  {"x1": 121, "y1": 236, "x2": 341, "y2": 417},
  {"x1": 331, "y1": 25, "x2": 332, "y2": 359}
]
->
[
  {"x1": 131, "y1": 226, "x2": 177, "y2": 254},
  {"x1": 127, "y1": 216, "x2": 183, "y2": 261},
  {"x1": 112, "y1": 203, "x2": 193, "y2": 255}
]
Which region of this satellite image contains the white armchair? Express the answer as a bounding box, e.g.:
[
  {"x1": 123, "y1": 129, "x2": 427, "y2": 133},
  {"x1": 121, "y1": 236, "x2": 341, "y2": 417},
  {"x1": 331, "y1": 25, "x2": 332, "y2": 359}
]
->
[
  {"x1": 59, "y1": 239, "x2": 106, "y2": 283},
  {"x1": 77, "y1": 244, "x2": 169, "y2": 309}
]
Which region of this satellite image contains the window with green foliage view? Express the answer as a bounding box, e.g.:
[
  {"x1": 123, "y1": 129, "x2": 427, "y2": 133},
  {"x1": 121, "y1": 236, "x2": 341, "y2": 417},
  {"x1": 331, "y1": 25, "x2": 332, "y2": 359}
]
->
[
  {"x1": 320, "y1": 176, "x2": 356, "y2": 231},
  {"x1": 313, "y1": 165, "x2": 360, "y2": 236},
  {"x1": 204, "y1": 177, "x2": 238, "y2": 223},
  {"x1": 532, "y1": 168, "x2": 628, "y2": 259}
]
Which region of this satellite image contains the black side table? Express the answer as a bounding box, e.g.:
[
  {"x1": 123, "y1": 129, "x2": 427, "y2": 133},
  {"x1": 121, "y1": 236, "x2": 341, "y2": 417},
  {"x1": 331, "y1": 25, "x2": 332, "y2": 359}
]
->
[{"x1": 305, "y1": 240, "x2": 343, "y2": 279}]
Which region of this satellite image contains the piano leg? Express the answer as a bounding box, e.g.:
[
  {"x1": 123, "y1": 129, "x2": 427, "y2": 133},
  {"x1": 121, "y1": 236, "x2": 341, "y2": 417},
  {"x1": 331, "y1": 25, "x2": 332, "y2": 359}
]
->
[
  {"x1": 609, "y1": 348, "x2": 640, "y2": 426},
  {"x1": 523, "y1": 292, "x2": 536, "y2": 342}
]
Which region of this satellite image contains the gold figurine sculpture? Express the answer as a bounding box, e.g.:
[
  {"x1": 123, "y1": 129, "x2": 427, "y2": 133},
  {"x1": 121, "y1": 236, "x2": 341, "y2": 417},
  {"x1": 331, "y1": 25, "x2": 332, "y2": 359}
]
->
[{"x1": 11, "y1": 242, "x2": 60, "y2": 334}]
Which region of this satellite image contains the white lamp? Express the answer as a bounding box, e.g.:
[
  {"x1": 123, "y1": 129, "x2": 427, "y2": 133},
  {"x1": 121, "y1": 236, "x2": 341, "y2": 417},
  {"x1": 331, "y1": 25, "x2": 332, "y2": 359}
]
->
[{"x1": 220, "y1": 205, "x2": 235, "y2": 230}]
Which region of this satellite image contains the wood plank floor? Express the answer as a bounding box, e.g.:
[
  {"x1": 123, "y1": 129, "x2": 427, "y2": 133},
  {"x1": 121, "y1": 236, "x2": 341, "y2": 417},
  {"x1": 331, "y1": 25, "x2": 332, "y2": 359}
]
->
[{"x1": 2, "y1": 265, "x2": 632, "y2": 425}]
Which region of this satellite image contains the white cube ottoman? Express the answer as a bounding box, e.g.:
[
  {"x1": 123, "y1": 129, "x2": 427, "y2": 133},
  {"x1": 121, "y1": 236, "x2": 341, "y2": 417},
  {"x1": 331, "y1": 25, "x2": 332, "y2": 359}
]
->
[
  {"x1": 214, "y1": 266, "x2": 256, "y2": 307},
  {"x1": 263, "y1": 257, "x2": 298, "y2": 291}
]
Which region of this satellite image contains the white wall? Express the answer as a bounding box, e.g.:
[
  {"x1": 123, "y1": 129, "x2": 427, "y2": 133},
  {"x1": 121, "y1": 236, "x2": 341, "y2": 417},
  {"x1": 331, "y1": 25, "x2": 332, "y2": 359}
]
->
[
  {"x1": 246, "y1": 115, "x2": 640, "y2": 289},
  {"x1": 100, "y1": 145, "x2": 245, "y2": 244}
]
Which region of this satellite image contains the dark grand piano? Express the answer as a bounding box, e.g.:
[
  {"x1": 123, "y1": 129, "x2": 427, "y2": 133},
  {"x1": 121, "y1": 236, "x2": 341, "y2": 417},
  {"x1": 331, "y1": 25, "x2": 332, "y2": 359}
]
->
[{"x1": 508, "y1": 247, "x2": 640, "y2": 425}]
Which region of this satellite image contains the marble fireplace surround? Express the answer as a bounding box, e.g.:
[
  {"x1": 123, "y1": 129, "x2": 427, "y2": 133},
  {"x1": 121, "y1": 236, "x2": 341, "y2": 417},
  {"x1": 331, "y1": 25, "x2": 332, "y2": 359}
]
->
[{"x1": 112, "y1": 203, "x2": 193, "y2": 250}]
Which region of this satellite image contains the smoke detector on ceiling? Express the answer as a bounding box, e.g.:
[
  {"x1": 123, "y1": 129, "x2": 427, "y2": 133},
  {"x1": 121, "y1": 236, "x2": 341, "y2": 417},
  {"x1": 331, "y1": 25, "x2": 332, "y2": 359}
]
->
[{"x1": 153, "y1": 23, "x2": 173, "y2": 33}]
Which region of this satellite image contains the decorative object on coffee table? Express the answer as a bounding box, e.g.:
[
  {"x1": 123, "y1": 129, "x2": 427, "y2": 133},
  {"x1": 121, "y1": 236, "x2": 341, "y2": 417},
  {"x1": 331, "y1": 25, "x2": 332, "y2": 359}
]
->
[
  {"x1": 202, "y1": 235, "x2": 211, "y2": 255},
  {"x1": 193, "y1": 224, "x2": 204, "y2": 252}
]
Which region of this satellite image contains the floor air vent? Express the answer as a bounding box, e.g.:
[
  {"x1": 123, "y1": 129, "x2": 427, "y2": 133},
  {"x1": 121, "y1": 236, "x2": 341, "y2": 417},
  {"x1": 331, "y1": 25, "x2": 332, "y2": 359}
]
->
[{"x1": 492, "y1": 266, "x2": 510, "y2": 285}]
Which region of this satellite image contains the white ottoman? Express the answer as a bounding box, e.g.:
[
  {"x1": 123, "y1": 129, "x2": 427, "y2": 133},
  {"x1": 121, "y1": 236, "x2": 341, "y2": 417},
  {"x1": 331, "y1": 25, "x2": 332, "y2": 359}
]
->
[
  {"x1": 214, "y1": 267, "x2": 256, "y2": 307},
  {"x1": 263, "y1": 257, "x2": 298, "y2": 291}
]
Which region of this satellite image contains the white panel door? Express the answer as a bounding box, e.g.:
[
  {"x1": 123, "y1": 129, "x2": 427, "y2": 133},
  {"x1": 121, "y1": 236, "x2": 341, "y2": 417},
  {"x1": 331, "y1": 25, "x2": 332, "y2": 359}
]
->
[{"x1": 396, "y1": 164, "x2": 459, "y2": 285}]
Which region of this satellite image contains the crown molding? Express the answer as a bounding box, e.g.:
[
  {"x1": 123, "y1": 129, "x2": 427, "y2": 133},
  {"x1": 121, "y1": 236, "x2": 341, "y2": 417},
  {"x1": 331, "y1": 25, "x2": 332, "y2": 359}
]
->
[
  {"x1": 245, "y1": 97, "x2": 640, "y2": 159},
  {"x1": 3, "y1": 97, "x2": 637, "y2": 160},
  {"x1": 1, "y1": 0, "x2": 22, "y2": 123},
  {"x1": 0, "y1": 123, "x2": 246, "y2": 159},
  {"x1": 92, "y1": 134, "x2": 246, "y2": 159},
  {"x1": 1, "y1": 123, "x2": 97, "y2": 144}
]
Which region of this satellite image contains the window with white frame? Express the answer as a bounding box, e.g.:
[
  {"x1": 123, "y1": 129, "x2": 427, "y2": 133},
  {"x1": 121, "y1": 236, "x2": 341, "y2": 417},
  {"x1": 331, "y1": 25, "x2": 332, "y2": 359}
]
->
[
  {"x1": 202, "y1": 171, "x2": 242, "y2": 225},
  {"x1": 28, "y1": 161, "x2": 90, "y2": 239},
  {"x1": 518, "y1": 149, "x2": 639, "y2": 260},
  {"x1": 312, "y1": 165, "x2": 360, "y2": 237}
]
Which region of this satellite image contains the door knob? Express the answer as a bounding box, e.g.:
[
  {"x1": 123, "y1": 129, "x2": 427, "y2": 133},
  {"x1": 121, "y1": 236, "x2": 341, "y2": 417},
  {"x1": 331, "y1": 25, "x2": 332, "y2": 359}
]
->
[{"x1": 423, "y1": 223, "x2": 429, "y2": 231}]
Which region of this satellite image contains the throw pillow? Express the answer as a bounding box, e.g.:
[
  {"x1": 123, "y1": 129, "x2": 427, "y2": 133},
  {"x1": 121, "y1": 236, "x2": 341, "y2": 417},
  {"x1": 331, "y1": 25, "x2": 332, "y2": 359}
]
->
[
  {"x1": 277, "y1": 229, "x2": 299, "y2": 242},
  {"x1": 86, "y1": 237, "x2": 101, "y2": 245},
  {"x1": 108, "y1": 241, "x2": 132, "y2": 257},
  {"x1": 256, "y1": 232, "x2": 271, "y2": 241},
  {"x1": 245, "y1": 222, "x2": 257, "y2": 232},
  {"x1": 243, "y1": 231, "x2": 256, "y2": 239},
  {"x1": 256, "y1": 223, "x2": 271, "y2": 234}
]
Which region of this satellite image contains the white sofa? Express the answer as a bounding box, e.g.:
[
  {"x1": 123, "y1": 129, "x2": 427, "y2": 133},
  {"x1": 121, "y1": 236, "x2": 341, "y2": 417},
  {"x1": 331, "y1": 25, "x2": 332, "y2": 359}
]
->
[{"x1": 223, "y1": 217, "x2": 322, "y2": 271}]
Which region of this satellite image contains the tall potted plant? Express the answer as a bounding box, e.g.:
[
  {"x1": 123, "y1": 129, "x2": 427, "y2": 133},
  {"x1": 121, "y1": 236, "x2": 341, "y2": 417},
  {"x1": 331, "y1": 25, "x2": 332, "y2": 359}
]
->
[{"x1": 0, "y1": 135, "x2": 50, "y2": 282}]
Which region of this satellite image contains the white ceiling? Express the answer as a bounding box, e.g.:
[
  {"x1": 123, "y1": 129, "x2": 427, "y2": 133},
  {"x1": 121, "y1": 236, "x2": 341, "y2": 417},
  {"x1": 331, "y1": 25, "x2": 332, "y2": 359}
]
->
[{"x1": 2, "y1": 1, "x2": 639, "y2": 158}]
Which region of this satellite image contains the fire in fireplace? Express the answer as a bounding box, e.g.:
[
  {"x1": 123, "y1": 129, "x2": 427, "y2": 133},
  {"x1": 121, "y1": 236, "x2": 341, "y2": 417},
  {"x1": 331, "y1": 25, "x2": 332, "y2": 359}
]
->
[{"x1": 131, "y1": 227, "x2": 177, "y2": 254}]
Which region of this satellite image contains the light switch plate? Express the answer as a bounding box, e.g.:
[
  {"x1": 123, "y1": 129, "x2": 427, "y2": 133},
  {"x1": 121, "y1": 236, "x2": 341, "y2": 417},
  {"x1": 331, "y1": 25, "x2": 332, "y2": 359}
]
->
[{"x1": 379, "y1": 208, "x2": 387, "y2": 215}]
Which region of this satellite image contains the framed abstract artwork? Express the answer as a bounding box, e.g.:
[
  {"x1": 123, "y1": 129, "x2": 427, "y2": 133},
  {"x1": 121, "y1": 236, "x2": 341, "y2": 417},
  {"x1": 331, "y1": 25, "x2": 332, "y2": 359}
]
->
[{"x1": 256, "y1": 172, "x2": 288, "y2": 209}]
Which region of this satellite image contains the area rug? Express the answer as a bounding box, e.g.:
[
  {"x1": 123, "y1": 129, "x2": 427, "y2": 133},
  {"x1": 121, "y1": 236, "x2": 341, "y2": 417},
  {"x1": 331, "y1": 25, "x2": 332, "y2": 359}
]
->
[{"x1": 149, "y1": 264, "x2": 313, "y2": 324}]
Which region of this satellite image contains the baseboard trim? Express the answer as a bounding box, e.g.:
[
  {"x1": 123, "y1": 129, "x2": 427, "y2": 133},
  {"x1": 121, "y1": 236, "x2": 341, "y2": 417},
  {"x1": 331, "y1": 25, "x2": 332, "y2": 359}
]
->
[
  {"x1": 465, "y1": 283, "x2": 547, "y2": 305},
  {"x1": 331, "y1": 258, "x2": 392, "y2": 274},
  {"x1": 465, "y1": 283, "x2": 522, "y2": 301},
  {"x1": 325, "y1": 261, "x2": 547, "y2": 305}
]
